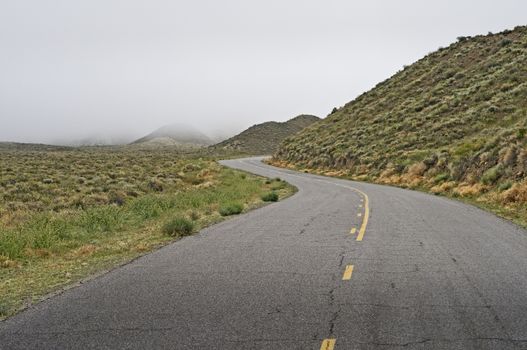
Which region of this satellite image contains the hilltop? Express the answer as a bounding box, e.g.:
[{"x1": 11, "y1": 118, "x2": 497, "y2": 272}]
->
[
  {"x1": 132, "y1": 123, "x2": 213, "y2": 147},
  {"x1": 214, "y1": 115, "x2": 320, "y2": 155},
  {"x1": 272, "y1": 26, "x2": 527, "y2": 223}
]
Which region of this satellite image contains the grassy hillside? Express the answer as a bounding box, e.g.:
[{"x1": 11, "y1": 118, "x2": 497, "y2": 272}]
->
[
  {"x1": 0, "y1": 145, "x2": 295, "y2": 319},
  {"x1": 272, "y1": 26, "x2": 527, "y2": 224},
  {"x1": 213, "y1": 115, "x2": 320, "y2": 155}
]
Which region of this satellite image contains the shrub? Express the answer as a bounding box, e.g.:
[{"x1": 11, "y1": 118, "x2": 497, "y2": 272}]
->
[
  {"x1": 499, "y1": 39, "x2": 512, "y2": 47},
  {"x1": 147, "y1": 179, "x2": 163, "y2": 192},
  {"x1": 261, "y1": 192, "x2": 279, "y2": 202},
  {"x1": 481, "y1": 165, "x2": 503, "y2": 185},
  {"x1": 162, "y1": 217, "x2": 194, "y2": 237},
  {"x1": 434, "y1": 173, "x2": 450, "y2": 183},
  {"x1": 498, "y1": 181, "x2": 513, "y2": 192},
  {"x1": 189, "y1": 210, "x2": 200, "y2": 221},
  {"x1": 219, "y1": 202, "x2": 243, "y2": 216},
  {"x1": 183, "y1": 175, "x2": 204, "y2": 185},
  {"x1": 108, "y1": 190, "x2": 126, "y2": 206}
]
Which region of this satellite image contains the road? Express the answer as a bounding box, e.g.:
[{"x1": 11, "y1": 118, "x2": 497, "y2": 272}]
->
[{"x1": 1, "y1": 157, "x2": 527, "y2": 349}]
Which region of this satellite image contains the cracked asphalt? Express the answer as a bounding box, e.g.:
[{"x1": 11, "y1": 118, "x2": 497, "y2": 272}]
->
[{"x1": 2, "y1": 157, "x2": 527, "y2": 349}]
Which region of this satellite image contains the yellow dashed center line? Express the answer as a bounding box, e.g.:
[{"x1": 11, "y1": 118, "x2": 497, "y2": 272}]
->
[
  {"x1": 320, "y1": 339, "x2": 336, "y2": 350},
  {"x1": 356, "y1": 192, "x2": 370, "y2": 242},
  {"x1": 239, "y1": 160, "x2": 372, "y2": 349},
  {"x1": 342, "y1": 265, "x2": 354, "y2": 280}
]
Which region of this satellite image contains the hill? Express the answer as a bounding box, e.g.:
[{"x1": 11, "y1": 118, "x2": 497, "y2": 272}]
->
[
  {"x1": 132, "y1": 124, "x2": 212, "y2": 147},
  {"x1": 272, "y1": 26, "x2": 527, "y2": 224},
  {"x1": 0, "y1": 142, "x2": 71, "y2": 152},
  {"x1": 213, "y1": 115, "x2": 320, "y2": 155}
]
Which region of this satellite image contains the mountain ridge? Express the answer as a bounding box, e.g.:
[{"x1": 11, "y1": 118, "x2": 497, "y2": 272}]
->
[{"x1": 213, "y1": 115, "x2": 320, "y2": 155}]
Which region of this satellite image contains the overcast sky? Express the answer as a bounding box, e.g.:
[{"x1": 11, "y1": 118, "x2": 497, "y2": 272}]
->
[{"x1": 0, "y1": 0, "x2": 525, "y2": 144}]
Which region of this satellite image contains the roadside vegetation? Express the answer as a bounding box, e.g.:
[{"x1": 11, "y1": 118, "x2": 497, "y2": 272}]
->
[
  {"x1": 0, "y1": 144, "x2": 294, "y2": 319},
  {"x1": 272, "y1": 26, "x2": 527, "y2": 227}
]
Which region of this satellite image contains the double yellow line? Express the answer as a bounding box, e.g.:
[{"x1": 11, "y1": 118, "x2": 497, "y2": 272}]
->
[
  {"x1": 240, "y1": 160, "x2": 372, "y2": 350},
  {"x1": 320, "y1": 338, "x2": 336, "y2": 350},
  {"x1": 350, "y1": 191, "x2": 369, "y2": 241},
  {"x1": 356, "y1": 192, "x2": 369, "y2": 241},
  {"x1": 323, "y1": 189, "x2": 369, "y2": 349}
]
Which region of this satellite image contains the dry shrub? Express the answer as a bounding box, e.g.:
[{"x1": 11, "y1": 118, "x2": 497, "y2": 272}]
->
[
  {"x1": 501, "y1": 182, "x2": 527, "y2": 203},
  {"x1": 453, "y1": 183, "x2": 487, "y2": 197},
  {"x1": 267, "y1": 159, "x2": 292, "y2": 169},
  {"x1": 518, "y1": 149, "x2": 527, "y2": 172},
  {"x1": 24, "y1": 248, "x2": 52, "y2": 258},
  {"x1": 499, "y1": 146, "x2": 517, "y2": 167},
  {"x1": 431, "y1": 181, "x2": 457, "y2": 194},
  {"x1": 0, "y1": 255, "x2": 20, "y2": 268},
  {"x1": 380, "y1": 175, "x2": 403, "y2": 185},
  {"x1": 196, "y1": 181, "x2": 215, "y2": 189},
  {"x1": 380, "y1": 167, "x2": 398, "y2": 178},
  {"x1": 408, "y1": 177, "x2": 423, "y2": 188},
  {"x1": 0, "y1": 210, "x2": 30, "y2": 227},
  {"x1": 325, "y1": 170, "x2": 346, "y2": 177},
  {"x1": 198, "y1": 169, "x2": 212, "y2": 179},
  {"x1": 84, "y1": 194, "x2": 109, "y2": 206},
  {"x1": 408, "y1": 162, "x2": 428, "y2": 176},
  {"x1": 134, "y1": 243, "x2": 150, "y2": 252},
  {"x1": 74, "y1": 244, "x2": 98, "y2": 257}
]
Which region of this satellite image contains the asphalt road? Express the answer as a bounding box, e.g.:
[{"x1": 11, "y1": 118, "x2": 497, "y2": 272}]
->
[{"x1": 1, "y1": 157, "x2": 527, "y2": 349}]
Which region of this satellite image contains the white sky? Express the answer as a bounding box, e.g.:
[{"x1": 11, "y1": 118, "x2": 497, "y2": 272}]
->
[{"x1": 0, "y1": 0, "x2": 525, "y2": 144}]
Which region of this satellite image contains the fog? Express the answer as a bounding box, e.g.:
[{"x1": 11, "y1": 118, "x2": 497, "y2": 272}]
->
[{"x1": 0, "y1": 0, "x2": 525, "y2": 144}]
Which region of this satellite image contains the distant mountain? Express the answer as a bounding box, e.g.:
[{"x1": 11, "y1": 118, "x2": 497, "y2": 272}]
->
[
  {"x1": 58, "y1": 136, "x2": 134, "y2": 147},
  {"x1": 0, "y1": 142, "x2": 72, "y2": 151},
  {"x1": 213, "y1": 115, "x2": 320, "y2": 155},
  {"x1": 132, "y1": 124, "x2": 213, "y2": 147}
]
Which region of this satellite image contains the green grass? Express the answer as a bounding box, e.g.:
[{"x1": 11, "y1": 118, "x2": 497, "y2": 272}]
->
[{"x1": 0, "y1": 145, "x2": 296, "y2": 319}]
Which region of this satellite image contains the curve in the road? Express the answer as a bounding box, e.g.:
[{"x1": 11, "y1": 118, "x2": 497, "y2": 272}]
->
[{"x1": 1, "y1": 157, "x2": 527, "y2": 350}]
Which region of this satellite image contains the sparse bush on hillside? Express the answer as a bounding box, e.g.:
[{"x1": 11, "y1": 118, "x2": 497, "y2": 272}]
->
[{"x1": 481, "y1": 165, "x2": 504, "y2": 185}]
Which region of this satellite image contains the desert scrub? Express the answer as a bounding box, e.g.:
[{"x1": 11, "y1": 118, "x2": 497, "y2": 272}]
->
[
  {"x1": 261, "y1": 191, "x2": 279, "y2": 202},
  {"x1": 0, "y1": 146, "x2": 296, "y2": 319},
  {"x1": 162, "y1": 217, "x2": 194, "y2": 237}
]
